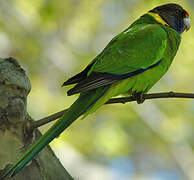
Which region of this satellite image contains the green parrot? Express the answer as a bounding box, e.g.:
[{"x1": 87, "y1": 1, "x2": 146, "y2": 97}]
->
[{"x1": 1, "y1": 3, "x2": 191, "y2": 178}]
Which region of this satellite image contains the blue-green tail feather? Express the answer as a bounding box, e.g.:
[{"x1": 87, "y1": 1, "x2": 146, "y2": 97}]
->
[{"x1": 1, "y1": 86, "x2": 109, "y2": 179}]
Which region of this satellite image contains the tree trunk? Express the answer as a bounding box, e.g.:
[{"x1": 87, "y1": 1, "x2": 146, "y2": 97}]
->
[{"x1": 0, "y1": 58, "x2": 73, "y2": 180}]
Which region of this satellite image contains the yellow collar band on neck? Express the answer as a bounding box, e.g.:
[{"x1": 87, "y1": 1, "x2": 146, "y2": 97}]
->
[{"x1": 147, "y1": 12, "x2": 169, "y2": 26}]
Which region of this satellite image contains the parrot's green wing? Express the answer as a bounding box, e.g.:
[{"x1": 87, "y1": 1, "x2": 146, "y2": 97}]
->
[{"x1": 63, "y1": 23, "x2": 168, "y2": 95}]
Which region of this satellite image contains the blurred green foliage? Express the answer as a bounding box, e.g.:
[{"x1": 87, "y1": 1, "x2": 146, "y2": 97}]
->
[{"x1": 1, "y1": 0, "x2": 194, "y2": 179}]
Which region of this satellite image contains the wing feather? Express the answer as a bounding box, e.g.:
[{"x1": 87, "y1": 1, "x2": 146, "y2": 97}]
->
[
  {"x1": 67, "y1": 59, "x2": 162, "y2": 95},
  {"x1": 65, "y1": 23, "x2": 168, "y2": 95}
]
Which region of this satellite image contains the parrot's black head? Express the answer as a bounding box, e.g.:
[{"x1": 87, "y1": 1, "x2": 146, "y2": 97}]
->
[{"x1": 150, "y1": 3, "x2": 191, "y2": 34}]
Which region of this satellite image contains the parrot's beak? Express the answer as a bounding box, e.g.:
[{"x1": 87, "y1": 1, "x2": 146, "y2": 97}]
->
[{"x1": 184, "y1": 17, "x2": 191, "y2": 31}]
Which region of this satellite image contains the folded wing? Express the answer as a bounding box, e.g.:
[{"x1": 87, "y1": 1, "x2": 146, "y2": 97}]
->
[{"x1": 63, "y1": 24, "x2": 167, "y2": 95}]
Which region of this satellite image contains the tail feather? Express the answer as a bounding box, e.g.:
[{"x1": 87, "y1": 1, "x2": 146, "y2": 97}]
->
[{"x1": 1, "y1": 86, "x2": 109, "y2": 179}]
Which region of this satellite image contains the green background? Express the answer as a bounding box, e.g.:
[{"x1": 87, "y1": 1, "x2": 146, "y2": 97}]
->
[{"x1": 1, "y1": 0, "x2": 194, "y2": 179}]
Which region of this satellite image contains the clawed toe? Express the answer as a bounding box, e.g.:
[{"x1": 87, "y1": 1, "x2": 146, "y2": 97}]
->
[{"x1": 133, "y1": 92, "x2": 145, "y2": 104}]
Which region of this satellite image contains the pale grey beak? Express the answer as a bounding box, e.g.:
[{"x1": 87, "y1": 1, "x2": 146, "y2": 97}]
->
[{"x1": 184, "y1": 17, "x2": 191, "y2": 31}]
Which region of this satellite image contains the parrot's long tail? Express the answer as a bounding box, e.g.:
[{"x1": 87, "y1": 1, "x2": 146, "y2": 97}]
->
[{"x1": 1, "y1": 87, "x2": 109, "y2": 179}]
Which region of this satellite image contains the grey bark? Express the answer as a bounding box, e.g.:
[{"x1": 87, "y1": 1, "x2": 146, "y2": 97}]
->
[{"x1": 0, "y1": 58, "x2": 73, "y2": 180}]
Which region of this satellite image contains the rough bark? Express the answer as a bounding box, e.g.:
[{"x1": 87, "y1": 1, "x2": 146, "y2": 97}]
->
[{"x1": 0, "y1": 58, "x2": 73, "y2": 180}]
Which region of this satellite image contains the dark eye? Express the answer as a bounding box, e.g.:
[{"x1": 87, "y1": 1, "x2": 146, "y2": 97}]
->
[
  {"x1": 175, "y1": 9, "x2": 180, "y2": 14},
  {"x1": 181, "y1": 11, "x2": 188, "y2": 18}
]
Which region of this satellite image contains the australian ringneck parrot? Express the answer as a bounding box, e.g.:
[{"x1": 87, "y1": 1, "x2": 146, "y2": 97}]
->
[{"x1": 1, "y1": 3, "x2": 191, "y2": 178}]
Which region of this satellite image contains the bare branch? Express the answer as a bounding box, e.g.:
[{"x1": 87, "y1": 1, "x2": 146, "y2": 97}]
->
[
  {"x1": 106, "y1": 91, "x2": 194, "y2": 104},
  {"x1": 33, "y1": 91, "x2": 194, "y2": 129},
  {"x1": 33, "y1": 110, "x2": 66, "y2": 128}
]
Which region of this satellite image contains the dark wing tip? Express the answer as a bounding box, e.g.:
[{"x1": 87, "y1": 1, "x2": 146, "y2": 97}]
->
[
  {"x1": 67, "y1": 88, "x2": 77, "y2": 96},
  {"x1": 61, "y1": 80, "x2": 71, "y2": 87},
  {"x1": 66, "y1": 72, "x2": 116, "y2": 96},
  {"x1": 62, "y1": 62, "x2": 96, "y2": 87}
]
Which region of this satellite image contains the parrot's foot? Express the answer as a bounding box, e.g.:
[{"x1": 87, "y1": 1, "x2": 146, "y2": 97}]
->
[{"x1": 133, "y1": 92, "x2": 145, "y2": 104}]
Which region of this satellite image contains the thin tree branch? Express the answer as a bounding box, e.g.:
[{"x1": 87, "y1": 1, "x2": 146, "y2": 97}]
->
[
  {"x1": 32, "y1": 91, "x2": 194, "y2": 129},
  {"x1": 106, "y1": 91, "x2": 194, "y2": 104},
  {"x1": 33, "y1": 110, "x2": 66, "y2": 128}
]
